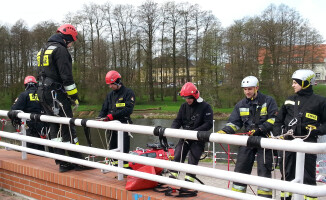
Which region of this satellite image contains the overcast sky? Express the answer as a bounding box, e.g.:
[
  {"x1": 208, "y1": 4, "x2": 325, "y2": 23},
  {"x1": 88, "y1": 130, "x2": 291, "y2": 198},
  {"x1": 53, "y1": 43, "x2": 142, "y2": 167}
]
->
[{"x1": 1, "y1": 0, "x2": 325, "y2": 42}]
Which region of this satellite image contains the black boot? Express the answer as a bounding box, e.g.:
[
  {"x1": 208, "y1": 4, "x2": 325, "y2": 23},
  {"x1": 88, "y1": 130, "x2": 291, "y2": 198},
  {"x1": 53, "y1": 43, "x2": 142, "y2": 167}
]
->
[
  {"x1": 59, "y1": 163, "x2": 75, "y2": 173},
  {"x1": 74, "y1": 164, "x2": 94, "y2": 171}
]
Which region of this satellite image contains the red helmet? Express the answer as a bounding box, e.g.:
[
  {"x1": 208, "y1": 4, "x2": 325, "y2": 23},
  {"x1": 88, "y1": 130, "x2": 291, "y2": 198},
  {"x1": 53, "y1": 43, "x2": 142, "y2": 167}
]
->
[
  {"x1": 57, "y1": 24, "x2": 78, "y2": 41},
  {"x1": 179, "y1": 82, "x2": 200, "y2": 99},
  {"x1": 24, "y1": 76, "x2": 37, "y2": 85},
  {"x1": 105, "y1": 70, "x2": 121, "y2": 84}
]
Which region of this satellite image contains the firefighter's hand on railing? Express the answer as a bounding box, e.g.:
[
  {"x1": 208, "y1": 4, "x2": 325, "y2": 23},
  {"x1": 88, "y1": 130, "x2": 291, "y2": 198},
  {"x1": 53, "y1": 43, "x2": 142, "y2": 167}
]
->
[
  {"x1": 216, "y1": 130, "x2": 226, "y2": 134},
  {"x1": 95, "y1": 117, "x2": 106, "y2": 121},
  {"x1": 248, "y1": 128, "x2": 261, "y2": 136},
  {"x1": 306, "y1": 125, "x2": 322, "y2": 135},
  {"x1": 104, "y1": 114, "x2": 113, "y2": 121}
]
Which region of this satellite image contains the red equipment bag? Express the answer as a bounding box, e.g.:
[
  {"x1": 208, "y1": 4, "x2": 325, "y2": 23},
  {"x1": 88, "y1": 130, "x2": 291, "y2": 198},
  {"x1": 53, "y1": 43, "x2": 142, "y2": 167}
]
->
[{"x1": 125, "y1": 165, "x2": 158, "y2": 191}]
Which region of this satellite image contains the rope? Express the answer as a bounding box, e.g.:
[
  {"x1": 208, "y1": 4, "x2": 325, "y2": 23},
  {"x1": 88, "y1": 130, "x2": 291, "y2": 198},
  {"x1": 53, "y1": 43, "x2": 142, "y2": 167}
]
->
[{"x1": 218, "y1": 143, "x2": 256, "y2": 195}]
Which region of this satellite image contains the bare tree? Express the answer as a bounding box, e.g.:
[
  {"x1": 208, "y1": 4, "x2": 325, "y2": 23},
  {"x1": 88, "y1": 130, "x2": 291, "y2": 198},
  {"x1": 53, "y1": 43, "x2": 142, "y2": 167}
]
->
[{"x1": 138, "y1": 0, "x2": 159, "y2": 102}]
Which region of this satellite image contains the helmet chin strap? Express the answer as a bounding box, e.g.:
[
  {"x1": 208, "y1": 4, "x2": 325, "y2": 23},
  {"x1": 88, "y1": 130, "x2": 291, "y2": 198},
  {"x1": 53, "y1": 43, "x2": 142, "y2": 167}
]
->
[{"x1": 251, "y1": 88, "x2": 258, "y2": 100}]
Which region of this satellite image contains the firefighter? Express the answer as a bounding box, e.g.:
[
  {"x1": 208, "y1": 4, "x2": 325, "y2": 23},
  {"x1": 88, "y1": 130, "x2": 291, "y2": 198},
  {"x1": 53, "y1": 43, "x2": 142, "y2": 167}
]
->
[
  {"x1": 217, "y1": 76, "x2": 278, "y2": 198},
  {"x1": 169, "y1": 82, "x2": 213, "y2": 187},
  {"x1": 36, "y1": 24, "x2": 90, "y2": 173},
  {"x1": 11, "y1": 76, "x2": 45, "y2": 151},
  {"x1": 273, "y1": 69, "x2": 326, "y2": 200},
  {"x1": 98, "y1": 70, "x2": 135, "y2": 167}
]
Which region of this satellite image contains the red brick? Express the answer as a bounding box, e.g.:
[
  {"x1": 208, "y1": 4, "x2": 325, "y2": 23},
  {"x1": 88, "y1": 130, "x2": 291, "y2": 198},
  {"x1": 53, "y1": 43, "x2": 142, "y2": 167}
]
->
[
  {"x1": 14, "y1": 182, "x2": 24, "y2": 189},
  {"x1": 66, "y1": 176, "x2": 71, "y2": 187},
  {"x1": 71, "y1": 188, "x2": 86, "y2": 196},
  {"x1": 41, "y1": 196, "x2": 53, "y2": 200},
  {"x1": 105, "y1": 186, "x2": 111, "y2": 197},
  {"x1": 25, "y1": 185, "x2": 36, "y2": 193},
  {"x1": 101, "y1": 185, "x2": 106, "y2": 196},
  {"x1": 127, "y1": 191, "x2": 132, "y2": 200},
  {"x1": 111, "y1": 187, "x2": 116, "y2": 199},
  {"x1": 47, "y1": 181, "x2": 59, "y2": 189},
  {"x1": 20, "y1": 178, "x2": 30, "y2": 185},
  {"x1": 86, "y1": 192, "x2": 102, "y2": 199},
  {"x1": 30, "y1": 180, "x2": 40, "y2": 188},
  {"x1": 35, "y1": 188, "x2": 46, "y2": 196},
  {"x1": 42, "y1": 184, "x2": 54, "y2": 192},
  {"x1": 121, "y1": 190, "x2": 127, "y2": 200},
  {"x1": 53, "y1": 188, "x2": 66, "y2": 196},
  {"x1": 66, "y1": 191, "x2": 80, "y2": 199},
  {"x1": 87, "y1": 182, "x2": 93, "y2": 193},
  {"x1": 117, "y1": 188, "x2": 121, "y2": 200},
  {"x1": 11, "y1": 186, "x2": 21, "y2": 194},
  {"x1": 21, "y1": 189, "x2": 31, "y2": 197},
  {"x1": 54, "y1": 173, "x2": 59, "y2": 183},
  {"x1": 79, "y1": 196, "x2": 93, "y2": 200},
  {"x1": 30, "y1": 192, "x2": 42, "y2": 200},
  {"x1": 2, "y1": 183, "x2": 11, "y2": 190},
  {"x1": 35, "y1": 178, "x2": 46, "y2": 185},
  {"x1": 57, "y1": 196, "x2": 70, "y2": 200},
  {"x1": 47, "y1": 191, "x2": 59, "y2": 200}
]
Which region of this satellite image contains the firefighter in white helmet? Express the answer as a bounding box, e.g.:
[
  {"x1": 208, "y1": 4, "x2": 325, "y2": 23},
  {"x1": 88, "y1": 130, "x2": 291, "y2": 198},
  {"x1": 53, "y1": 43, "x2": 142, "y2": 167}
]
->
[
  {"x1": 274, "y1": 69, "x2": 326, "y2": 200},
  {"x1": 217, "y1": 76, "x2": 278, "y2": 198}
]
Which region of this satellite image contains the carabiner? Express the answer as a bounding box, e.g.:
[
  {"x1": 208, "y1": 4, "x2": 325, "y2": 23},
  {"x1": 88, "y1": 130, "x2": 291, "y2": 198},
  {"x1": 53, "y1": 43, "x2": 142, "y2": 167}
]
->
[{"x1": 288, "y1": 118, "x2": 298, "y2": 127}]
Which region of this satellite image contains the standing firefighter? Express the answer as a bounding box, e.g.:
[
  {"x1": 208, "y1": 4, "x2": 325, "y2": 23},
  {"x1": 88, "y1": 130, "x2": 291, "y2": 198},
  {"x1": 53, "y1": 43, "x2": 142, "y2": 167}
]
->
[
  {"x1": 11, "y1": 76, "x2": 45, "y2": 151},
  {"x1": 217, "y1": 76, "x2": 278, "y2": 198},
  {"x1": 274, "y1": 69, "x2": 326, "y2": 200},
  {"x1": 169, "y1": 82, "x2": 213, "y2": 194},
  {"x1": 37, "y1": 24, "x2": 90, "y2": 173},
  {"x1": 98, "y1": 70, "x2": 135, "y2": 167}
]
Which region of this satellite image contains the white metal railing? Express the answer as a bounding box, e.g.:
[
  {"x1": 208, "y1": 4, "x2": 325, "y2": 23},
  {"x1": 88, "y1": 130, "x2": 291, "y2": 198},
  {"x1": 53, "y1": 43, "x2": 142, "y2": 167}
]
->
[{"x1": 1, "y1": 110, "x2": 326, "y2": 200}]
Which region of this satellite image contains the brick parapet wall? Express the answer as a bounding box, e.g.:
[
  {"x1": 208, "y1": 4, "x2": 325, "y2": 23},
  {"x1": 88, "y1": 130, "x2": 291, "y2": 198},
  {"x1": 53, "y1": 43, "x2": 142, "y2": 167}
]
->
[{"x1": 0, "y1": 150, "x2": 224, "y2": 200}]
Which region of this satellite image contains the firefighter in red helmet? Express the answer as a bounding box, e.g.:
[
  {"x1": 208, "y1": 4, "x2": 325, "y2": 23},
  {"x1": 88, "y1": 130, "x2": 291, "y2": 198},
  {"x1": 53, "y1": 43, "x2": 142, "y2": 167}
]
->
[
  {"x1": 169, "y1": 82, "x2": 213, "y2": 193},
  {"x1": 10, "y1": 76, "x2": 45, "y2": 151},
  {"x1": 98, "y1": 70, "x2": 135, "y2": 167},
  {"x1": 36, "y1": 24, "x2": 90, "y2": 173}
]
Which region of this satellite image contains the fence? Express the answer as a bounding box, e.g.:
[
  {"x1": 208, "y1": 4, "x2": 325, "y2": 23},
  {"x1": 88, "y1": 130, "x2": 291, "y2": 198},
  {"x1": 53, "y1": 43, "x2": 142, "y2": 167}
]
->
[{"x1": 1, "y1": 110, "x2": 326, "y2": 200}]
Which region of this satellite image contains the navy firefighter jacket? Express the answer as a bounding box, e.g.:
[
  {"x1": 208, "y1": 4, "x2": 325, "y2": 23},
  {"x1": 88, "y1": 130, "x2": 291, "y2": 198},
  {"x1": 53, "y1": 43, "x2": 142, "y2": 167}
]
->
[
  {"x1": 171, "y1": 100, "x2": 213, "y2": 131},
  {"x1": 37, "y1": 34, "x2": 78, "y2": 97},
  {"x1": 11, "y1": 87, "x2": 43, "y2": 114},
  {"x1": 98, "y1": 85, "x2": 135, "y2": 123},
  {"x1": 273, "y1": 87, "x2": 326, "y2": 143},
  {"x1": 222, "y1": 91, "x2": 278, "y2": 135}
]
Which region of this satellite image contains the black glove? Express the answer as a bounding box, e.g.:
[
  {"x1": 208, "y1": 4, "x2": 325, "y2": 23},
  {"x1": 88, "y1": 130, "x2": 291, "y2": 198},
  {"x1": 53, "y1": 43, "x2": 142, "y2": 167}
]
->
[{"x1": 7, "y1": 110, "x2": 22, "y2": 128}]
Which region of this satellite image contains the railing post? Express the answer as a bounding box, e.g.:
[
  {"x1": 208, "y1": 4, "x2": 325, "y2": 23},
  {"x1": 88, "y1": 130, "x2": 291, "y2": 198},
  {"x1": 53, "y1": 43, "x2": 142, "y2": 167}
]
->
[
  {"x1": 21, "y1": 118, "x2": 27, "y2": 160},
  {"x1": 293, "y1": 138, "x2": 305, "y2": 200},
  {"x1": 213, "y1": 120, "x2": 216, "y2": 168},
  {"x1": 117, "y1": 129, "x2": 124, "y2": 180}
]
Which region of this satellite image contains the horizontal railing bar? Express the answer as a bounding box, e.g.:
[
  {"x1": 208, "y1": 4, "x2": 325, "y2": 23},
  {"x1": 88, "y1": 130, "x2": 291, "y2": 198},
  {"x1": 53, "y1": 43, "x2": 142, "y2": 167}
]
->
[
  {"x1": 1, "y1": 110, "x2": 326, "y2": 154},
  {"x1": 0, "y1": 131, "x2": 326, "y2": 197}
]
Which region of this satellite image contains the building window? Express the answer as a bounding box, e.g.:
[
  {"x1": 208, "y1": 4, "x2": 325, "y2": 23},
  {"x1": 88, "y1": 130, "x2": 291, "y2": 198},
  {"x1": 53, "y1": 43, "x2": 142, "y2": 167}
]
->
[{"x1": 316, "y1": 73, "x2": 321, "y2": 79}]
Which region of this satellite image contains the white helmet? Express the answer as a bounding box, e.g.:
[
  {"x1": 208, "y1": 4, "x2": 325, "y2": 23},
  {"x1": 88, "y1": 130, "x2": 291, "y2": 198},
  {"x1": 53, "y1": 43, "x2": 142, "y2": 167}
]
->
[
  {"x1": 241, "y1": 76, "x2": 259, "y2": 87},
  {"x1": 292, "y1": 69, "x2": 316, "y2": 88}
]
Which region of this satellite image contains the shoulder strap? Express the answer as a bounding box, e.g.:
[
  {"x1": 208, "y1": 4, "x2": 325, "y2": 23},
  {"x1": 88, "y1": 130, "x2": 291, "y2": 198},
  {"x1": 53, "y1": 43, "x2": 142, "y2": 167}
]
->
[
  {"x1": 252, "y1": 94, "x2": 266, "y2": 126},
  {"x1": 293, "y1": 94, "x2": 315, "y2": 135}
]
